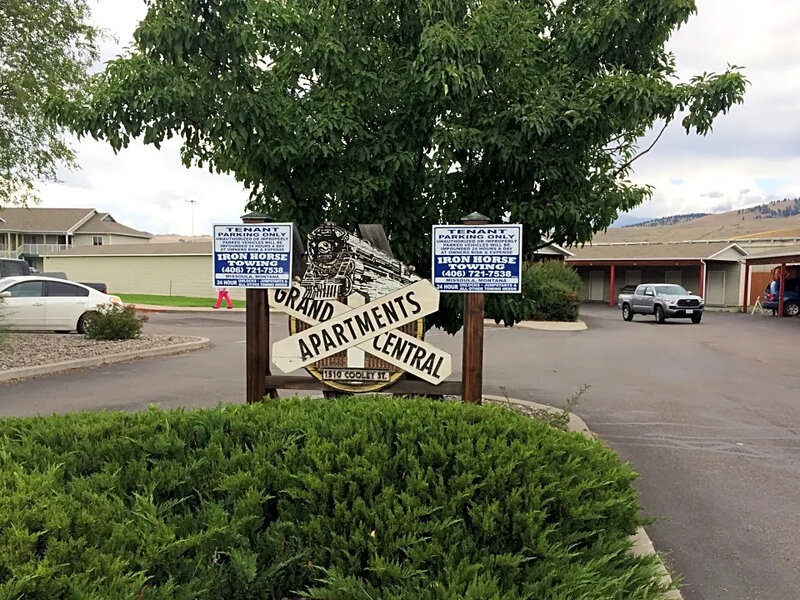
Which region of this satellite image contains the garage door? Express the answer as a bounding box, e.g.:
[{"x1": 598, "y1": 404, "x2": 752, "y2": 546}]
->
[
  {"x1": 665, "y1": 270, "x2": 682, "y2": 285},
  {"x1": 625, "y1": 270, "x2": 641, "y2": 286},
  {"x1": 589, "y1": 271, "x2": 604, "y2": 301}
]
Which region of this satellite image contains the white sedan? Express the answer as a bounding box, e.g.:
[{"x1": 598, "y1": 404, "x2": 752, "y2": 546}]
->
[{"x1": 0, "y1": 276, "x2": 122, "y2": 333}]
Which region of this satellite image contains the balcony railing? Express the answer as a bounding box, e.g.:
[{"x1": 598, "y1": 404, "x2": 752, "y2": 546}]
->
[{"x1": 18, "y1": 244, "x2": 71, "y2": 256}]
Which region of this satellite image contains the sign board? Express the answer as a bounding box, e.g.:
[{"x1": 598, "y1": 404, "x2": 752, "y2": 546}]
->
[
  {"x1": 432, "y1": 224, "x2": 522, "y2": 293},
  {"x1": 213, "y1": 223, "x2": 293, "y2": 288},
  {"x1": 270, "y1": 283, "x2": 451, "y2": 384},
  {"x1": 270, "y1": 223, "x2": 452, "y2": 392}
]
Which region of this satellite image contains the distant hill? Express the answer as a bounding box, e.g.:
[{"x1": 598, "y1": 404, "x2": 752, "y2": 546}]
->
[
  {"x1": 625, "y1": 212, "x2": 710, "y2": 228},
  {"x1": 593, "y1": 198, "x2": 800, "y2": 244},
  {"x1": 151, "y1": 234, "x2": 212, "y2": 243},
  {"x1": 736, "y1": 197, "x2": 800, "y2": 219},
  {"x1": 610, "y1": 214, "x2": 652, "y2": 228}
]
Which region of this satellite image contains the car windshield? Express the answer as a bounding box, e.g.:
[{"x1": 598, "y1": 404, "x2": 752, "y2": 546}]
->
[{"x1": 654, "y1": 285, "x2": 688, "y2": 296}]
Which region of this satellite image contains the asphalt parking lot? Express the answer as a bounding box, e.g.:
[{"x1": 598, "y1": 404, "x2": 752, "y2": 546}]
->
[{"x1": 1, "y1": 305, "x2": 798, "y2": 600}]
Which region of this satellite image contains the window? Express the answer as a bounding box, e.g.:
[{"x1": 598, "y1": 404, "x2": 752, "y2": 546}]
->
[
  {"x1": 6, "y1": 281, "x2": 43, "y2": 297},
  {"x1": 93, "y1": 236, "x2": 104, "y2": 246},
  {"x1": 46, "y1": 281, "x2": 89, "y2": 297},
  {"x1": 654, "y1": 285, "x2": 689, "y2": 296}
]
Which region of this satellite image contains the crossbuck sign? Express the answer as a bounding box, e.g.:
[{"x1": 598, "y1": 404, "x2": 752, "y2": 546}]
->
[{"x1": 271, "y1": 280, "x2": 451, "y2": 384}]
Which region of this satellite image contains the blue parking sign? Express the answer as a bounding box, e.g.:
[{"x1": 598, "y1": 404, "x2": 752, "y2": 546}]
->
[
  {"x1": 432, "y1": 224, "x2": 522, "y2": 293},
  {"x1": 213, "y1": 223, "x2": 293, "y2": 288}
]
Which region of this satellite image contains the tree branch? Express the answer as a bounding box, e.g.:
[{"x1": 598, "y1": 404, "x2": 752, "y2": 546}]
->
[{"x1": 613, "y1": 121, "x2": 668, "y2": 176}]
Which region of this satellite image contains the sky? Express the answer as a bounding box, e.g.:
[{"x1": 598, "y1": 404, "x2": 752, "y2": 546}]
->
[{"x1": 36, "y1": 0, "x2": 800, "y2": 234}]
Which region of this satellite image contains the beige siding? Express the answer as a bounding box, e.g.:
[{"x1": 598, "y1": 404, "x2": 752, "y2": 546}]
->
[
  {"x1": 42, "y1": 254, "x2": 246, "y2": 300},
  {"x1": 721, "y1": 262, "x2": 743, "y2": 306},
  {"x1": 709, "y1": 247, "x2": 745, "y2": 261},
  {"x1": 724, "y1": 263, "x2": 742, "y2": 306},
  {"x1": 703, "y1": 262, "x2": 743, "y2": 307},
  {"x1": 72, "y1": 233, "x2": 146, "y2": 246},
  {"x1": 72, "y1": 234, "x2": 100, "y2": 247}
]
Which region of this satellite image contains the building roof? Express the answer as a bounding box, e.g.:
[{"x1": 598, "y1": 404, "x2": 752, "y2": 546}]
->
[
  {"x1": 533, "y1": 240, "x2": 574, "y2": 257},
  {"x1": 0, "y1": 208, "x2": 150, "y2": 238},
  {"x1": 567, "y1": 242, "x2": 746, "y2": 262},
  {"x1": 74, "y1": 212, "x2": 151, "y2": 238},
  {"x1": 743, "y1": 243, "x2": 800, "y2": 265},
  {"x1": 43, "y1": 242, "x2": 212, "y2": 256}
]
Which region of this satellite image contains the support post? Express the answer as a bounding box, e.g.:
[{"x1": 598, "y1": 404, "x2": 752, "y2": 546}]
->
[
  {"x1": 742, "y1": 263, "x2": 750, "y2": 313},
  {"x1": 461, "y1": 212, "x2": 489, "y2": 404},
  {"x1": 699, "y1": 261, "x2": 706, "y2": 299},
  {"x1": 242, "y1": 211, "x2": 278, "y2": 403},
  {"x1": 462, "y1": 293, "x2": 485, "y2": 404},
  {"x1": 609, "y1": 264, "x2": 616, "y2": 307},
  {"x1": 778, "y1": 263, "x2": 786, "y2": 318}
]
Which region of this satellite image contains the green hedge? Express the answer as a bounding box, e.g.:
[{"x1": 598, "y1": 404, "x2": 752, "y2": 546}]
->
[
  {"x1": 0, "y1": 398, "x2": 670, "y2": 599},
  {"x1": 523, "y1": 260, "x2": 582, "y2": 321},
  {"x1": 487, "y1": 261, "x2": 582, "y2": 324},
  {"x1": 84, "y1": 304, "x2": 147, "y2": 340}
]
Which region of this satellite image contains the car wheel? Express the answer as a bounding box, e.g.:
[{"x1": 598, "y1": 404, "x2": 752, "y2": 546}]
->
[
  {"x1": 655, "y1": 305, "x2": 665, "y2": 324},
  {"x1": 691, "y1": 314, "x2": 702, "y2": 324},
  {"x1": 76, "y1": 312, "x2": 94, "y2": 334},
  {"x1": 784, "y1": 302, "x2": 800, "y2": 317},
  {"x1": 622, "y1": 304, "x2": 634, "y2": 321}
]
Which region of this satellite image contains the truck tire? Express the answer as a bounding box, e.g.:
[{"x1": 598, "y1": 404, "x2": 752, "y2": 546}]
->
[
  {"x1": 622, "y1": 304, "x2": 634, "y2": 321},
  {"x1": 691, "y1": 313, "x2": 702, "y2": 324},
  {"x1": 784, "y1": 302, "x2": 799, "y2": 317},
  {"x1": 655, "y1": 305, "x2": 666, "y2": 324}
]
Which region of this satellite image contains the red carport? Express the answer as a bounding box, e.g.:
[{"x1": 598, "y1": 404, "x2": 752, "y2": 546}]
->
[
  {"x1": 742, "y1": 244, "x2": 800, "y2": 317},
  {"x1": 566, "y1": 242, "x2": 748, "y2": 307}
]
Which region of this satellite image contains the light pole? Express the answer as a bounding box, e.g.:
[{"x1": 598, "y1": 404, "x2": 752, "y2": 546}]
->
[{"x1": 186, "y1": 199, "x2": 198, "y2": 238}]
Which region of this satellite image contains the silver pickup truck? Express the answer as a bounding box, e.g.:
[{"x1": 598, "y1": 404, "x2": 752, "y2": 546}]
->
[{"x1": 618, "y1": 283, "x2": 704, "y2": 324}]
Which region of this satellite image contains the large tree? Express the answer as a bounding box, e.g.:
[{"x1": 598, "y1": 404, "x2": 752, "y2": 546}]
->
[
  {"x1": 55, "y1": 0, "x2": 746, "y2": 330},
  {"x1": 0, "y1": 0, "x2": 101, "y2": 206}
]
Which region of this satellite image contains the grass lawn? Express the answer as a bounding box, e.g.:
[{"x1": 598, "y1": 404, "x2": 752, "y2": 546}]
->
[{"x1": 118, "y1": 293, "x2": 246, "y2": 308}]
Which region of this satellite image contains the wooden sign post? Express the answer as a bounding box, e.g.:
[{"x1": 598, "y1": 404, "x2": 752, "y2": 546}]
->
[
  {"x1": 240, "y1": 211, "x2": 279, "y2": 403},
  {"x1": 460, "y1": 212, "x2": 489, "y2": 404}
]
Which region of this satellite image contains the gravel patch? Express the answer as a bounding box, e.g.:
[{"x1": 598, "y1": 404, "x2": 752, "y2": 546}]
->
[{"x1": 0, "y1": 334, "x2": 199, "y2": 371}]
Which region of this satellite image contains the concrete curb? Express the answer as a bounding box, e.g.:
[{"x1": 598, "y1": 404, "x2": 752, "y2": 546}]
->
[
  {"x1": 0, "y1": 337, "x2": 211, "y2": 383},
  {"x1": 484, "y1": 319, "x2": 588, "y2": 331},
  {"x1": 132, "y1": 304, "x2": 246, "y2": 313},
  {"x1": 131, "y1": 304, "x2": 287, "y2": 315},
  {"x1": 483, "y1": 394, "x2": 682, "y2": 600}
]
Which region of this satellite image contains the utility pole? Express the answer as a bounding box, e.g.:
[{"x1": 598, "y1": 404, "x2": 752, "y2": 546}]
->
[{"x1": 186, "y1": 199, "x2": 198, "y2": 238}]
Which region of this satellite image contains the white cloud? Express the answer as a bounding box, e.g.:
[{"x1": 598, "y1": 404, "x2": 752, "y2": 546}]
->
[
  {"x1": 626, "y1": 1, "x2": 800, "y2": 218},
  {"x1": 42, "y1": 137, "x2": 251, "y2": 235},
  {"x1": 36, "y1": 0, "x2": 800, "y2": 231}
]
